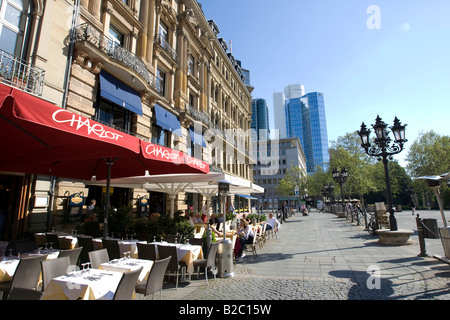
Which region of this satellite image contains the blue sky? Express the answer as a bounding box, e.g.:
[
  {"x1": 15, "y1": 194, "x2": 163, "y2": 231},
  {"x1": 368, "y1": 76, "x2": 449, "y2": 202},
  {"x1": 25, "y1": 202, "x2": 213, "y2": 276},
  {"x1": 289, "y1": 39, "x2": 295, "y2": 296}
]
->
[{"x1": 199, "y1": 0, "x2": 450, "y2": 166}]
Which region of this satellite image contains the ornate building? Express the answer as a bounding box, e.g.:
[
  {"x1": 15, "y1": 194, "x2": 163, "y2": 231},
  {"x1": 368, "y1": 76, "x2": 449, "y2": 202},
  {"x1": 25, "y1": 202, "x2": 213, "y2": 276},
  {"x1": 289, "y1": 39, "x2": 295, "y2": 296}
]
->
[{"x1": 0, "y1": 0, "x2": 253, "y2": 239}]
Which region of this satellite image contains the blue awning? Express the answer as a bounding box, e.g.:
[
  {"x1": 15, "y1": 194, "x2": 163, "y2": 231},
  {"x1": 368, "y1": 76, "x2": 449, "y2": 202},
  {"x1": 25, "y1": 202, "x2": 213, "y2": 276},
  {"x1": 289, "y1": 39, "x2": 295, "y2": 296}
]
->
[
  {"x1": 154, "y1": 104, "x2": 181, "y2": 135},
  {"x1": 189, "y1": 127, "x2": 206, "y2": 147},
  {"x1": 99, "y1": 70, "x2": 143, "y2": 116},
  {"x1": 235, "y1": 194, "x2": 258, "y2": 200}
]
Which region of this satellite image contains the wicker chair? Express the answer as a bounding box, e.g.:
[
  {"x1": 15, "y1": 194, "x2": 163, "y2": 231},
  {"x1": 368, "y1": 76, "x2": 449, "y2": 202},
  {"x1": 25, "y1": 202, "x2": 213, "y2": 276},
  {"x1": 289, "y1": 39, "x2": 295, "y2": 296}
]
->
[
  {"x1": 244, "y1": 227, "x2": 258, "y2": 259},
  {"x1": 136, "y1": 243, "x2": 157, "y2": 261},
  {"x1": 113, "y1": 267, "x2": 143, "y2": 300},
  {"x1": 102, "y1": 238, "x2": 121, "y2": 260},
  {"x1": 76, "y1": 236, "x2": 95, "y2": 264},
  {"x1": 45, "y1": 233, "x2": 61, "y2": 249},
  {"x1": 58, "y1": 247, "x2": 83, "y2": 266},
  {"x1": 157, "y1": 245, "x2": 187, "y2": 290},
  {"x1": 41, "y1": 256, "x2": 71, "y2": 291},
  {"x1": 7, "y1": 288, "x2": 43, "y2": 300},
  {"x1": 0, "y1": 254, "x2": 48, "y2": 300},
  {"x1": 164, "y1": 234, "x2": 183, "y2": 244},
  {"x1": 193, "y1": 242, "x2": 219, "y2": 285},
  {"x1": 88, "y1": 248, "x2": 109, "y2": 269},
  {"x1": 135, "y1": 256, "x2": 170, "y2": 299},
  {"x1": 187, "y1": 238, "x2": 204, "y2": 246},
  {"x1": 7, "y1": 239, "x2": 38, "y2": 256}
]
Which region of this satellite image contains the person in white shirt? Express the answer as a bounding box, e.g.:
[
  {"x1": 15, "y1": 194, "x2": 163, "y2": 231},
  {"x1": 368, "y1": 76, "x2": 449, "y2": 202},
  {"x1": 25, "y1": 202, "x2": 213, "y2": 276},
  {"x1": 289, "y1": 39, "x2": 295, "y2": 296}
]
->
[{"x1": 264, "y1": 213, "x2": 280, "y2": 232}]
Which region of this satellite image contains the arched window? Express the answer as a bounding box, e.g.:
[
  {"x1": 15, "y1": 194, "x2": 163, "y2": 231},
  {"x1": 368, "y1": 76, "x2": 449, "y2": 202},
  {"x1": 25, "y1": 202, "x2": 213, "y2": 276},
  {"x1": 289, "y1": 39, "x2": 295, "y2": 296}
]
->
[{"x1": 0, "y1": 0, "x2": 32, "y2": 58}]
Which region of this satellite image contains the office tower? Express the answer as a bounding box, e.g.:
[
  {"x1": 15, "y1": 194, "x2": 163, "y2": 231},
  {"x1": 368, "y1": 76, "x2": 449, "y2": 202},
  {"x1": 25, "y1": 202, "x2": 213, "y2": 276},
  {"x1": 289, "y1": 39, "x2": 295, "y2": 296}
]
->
[
  {"x1": 251, "y1": 98, "x2": 270, "y2": 141},
  {"x1": 274, "y1": 85, "x2": 329, "y2": 174},
  {"x1": 273, "y1": 84, "x2": 305, "y2": 139}
]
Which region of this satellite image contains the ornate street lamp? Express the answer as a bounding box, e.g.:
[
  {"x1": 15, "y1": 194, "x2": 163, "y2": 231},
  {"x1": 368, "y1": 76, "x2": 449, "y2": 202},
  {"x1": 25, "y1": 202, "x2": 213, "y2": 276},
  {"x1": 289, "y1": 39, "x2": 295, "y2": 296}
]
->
[
  {"x1": 324, "y1": 183, "x2": 335, "y2": 202},
  {"x1": 357, "y1": 115, "x2": 407, "y2": 231},
  {"x1": 332, "y1": 168, "x2": 348, "y2": 206}
]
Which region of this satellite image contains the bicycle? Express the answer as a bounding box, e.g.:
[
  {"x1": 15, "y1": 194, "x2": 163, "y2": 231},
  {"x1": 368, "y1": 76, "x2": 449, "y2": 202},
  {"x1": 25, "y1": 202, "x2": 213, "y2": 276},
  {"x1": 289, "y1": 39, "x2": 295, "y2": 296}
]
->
[{"x1": 365, "y1": 212, "x2": 377, "y2": 236}]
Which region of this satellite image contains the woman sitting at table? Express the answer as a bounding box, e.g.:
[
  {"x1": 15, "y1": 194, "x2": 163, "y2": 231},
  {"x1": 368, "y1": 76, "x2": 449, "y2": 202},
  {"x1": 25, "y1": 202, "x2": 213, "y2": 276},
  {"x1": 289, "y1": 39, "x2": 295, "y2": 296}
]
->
[
  {"x1": 80, "y1": 212, "x2": 100, "y2": 237},
  {"x1": 236, "y1": 219, "x2": 254, "y2": 261}
]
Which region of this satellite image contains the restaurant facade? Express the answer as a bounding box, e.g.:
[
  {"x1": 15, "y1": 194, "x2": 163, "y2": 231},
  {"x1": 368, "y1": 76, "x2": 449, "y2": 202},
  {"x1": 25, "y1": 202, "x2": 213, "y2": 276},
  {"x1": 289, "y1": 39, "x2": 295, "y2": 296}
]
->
[{"x1": 0, "y1": 0, "x2": 254, "y2": 240}]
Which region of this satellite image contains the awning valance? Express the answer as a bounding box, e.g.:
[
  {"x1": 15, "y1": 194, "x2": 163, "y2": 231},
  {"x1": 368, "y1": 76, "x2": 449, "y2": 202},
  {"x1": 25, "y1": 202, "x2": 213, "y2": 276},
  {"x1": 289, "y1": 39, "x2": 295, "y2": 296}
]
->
[
  {"x1": 154, "y1": 104, "x2": 181, "y2": 135},
  {"x1": 99, "y1": 70, "x2": 143, "y2": 116}
]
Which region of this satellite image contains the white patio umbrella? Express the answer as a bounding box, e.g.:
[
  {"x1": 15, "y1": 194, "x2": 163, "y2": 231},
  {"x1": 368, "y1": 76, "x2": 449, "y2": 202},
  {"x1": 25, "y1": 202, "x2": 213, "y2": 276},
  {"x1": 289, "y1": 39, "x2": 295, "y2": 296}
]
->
[
  {"x1": 87, "y1": 172, "x2": 264, "y2": 219},
  {"x1": 415, "y1": 173, "x2": 449, "y2": 227}
]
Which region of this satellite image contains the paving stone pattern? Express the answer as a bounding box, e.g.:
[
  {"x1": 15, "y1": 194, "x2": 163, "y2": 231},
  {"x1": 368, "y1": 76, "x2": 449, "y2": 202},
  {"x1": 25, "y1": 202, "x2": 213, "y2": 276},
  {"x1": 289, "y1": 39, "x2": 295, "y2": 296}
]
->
[{"x1": 161, "y1": 209, "x2": 450, "y2": 300}]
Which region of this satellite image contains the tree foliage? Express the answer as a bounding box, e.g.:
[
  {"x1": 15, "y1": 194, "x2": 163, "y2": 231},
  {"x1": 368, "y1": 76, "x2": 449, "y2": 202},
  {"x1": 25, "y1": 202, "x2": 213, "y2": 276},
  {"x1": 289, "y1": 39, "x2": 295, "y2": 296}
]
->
[{"x1": 406, "y1": 130, "x2": 450, "y2": 205}]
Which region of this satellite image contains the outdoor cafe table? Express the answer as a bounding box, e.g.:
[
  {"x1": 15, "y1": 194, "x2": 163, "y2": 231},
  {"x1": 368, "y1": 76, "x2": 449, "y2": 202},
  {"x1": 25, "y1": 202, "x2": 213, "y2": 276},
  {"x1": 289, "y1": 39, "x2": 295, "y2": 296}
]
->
[
  {"x1": 150, "y1": 242, "x2": 203, "y2": 275},
  {"x1": 65, "y1": 237, "x2": 143, "y2": 258},
  {"x1": 0, "y1": 258, "x2": 19, "y2": 283},
  {"x1": 41, "y1": 268, "x2": 123, "y2": 300},
  {"x1": 118, "y1": 239, "x2": 146, "y2": 258},
  {"x1": 99, "y1": 258, "x2": 153, "y2": 284},
  {"x1": 0, "y1": 250, "x2": 59, "y2": 283}
]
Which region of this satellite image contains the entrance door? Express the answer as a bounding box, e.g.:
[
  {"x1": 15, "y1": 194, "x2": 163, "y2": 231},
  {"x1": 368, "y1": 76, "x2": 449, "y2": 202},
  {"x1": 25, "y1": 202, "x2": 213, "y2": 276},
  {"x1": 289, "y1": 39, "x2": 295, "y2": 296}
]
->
[{"x1": 0, "y1": 173, "x2": 33, "y2": 240}]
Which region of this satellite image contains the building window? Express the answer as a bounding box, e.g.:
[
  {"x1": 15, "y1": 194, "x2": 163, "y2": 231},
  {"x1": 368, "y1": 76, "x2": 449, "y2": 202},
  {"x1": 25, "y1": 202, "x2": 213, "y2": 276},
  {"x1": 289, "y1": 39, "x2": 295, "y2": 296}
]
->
[
  {"x1": 156, "y1": 67, "x2": 166, "y2": 96},
  {"x1": 188, "y1": 54, "x2": 194, "y2": 75},
  {"x1": 151, "y1": 124, "x2": 171, "y2": 148},
  {"x1": 108, "y1": 24, "x2": 124, "y2": 50},
  {"x1": 0, "y1": 0, "x2": 31, "y2": 58},
  {"x1": 94, "y1": 98, "x2": 132, "y2": 133},
  {"x1": 159, "y1": 20, "x2": 168, "y2": 41}
]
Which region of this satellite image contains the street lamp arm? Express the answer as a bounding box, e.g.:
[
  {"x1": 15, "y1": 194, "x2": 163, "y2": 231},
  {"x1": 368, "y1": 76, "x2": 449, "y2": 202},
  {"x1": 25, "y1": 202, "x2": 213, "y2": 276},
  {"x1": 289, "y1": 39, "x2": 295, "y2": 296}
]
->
[{"x1": 364, "y1": 142, "x2": 404, "y2": 160}]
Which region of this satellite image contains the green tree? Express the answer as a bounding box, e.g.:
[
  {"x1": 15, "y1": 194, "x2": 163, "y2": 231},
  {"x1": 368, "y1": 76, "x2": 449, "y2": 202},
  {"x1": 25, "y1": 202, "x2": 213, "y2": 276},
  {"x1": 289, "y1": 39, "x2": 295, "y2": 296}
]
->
[
  {"x1": 406, "y1": 130, "x2": 450, "y2": 208},
  {"x1": 329, "y1": 132, "x2": 378, "y2": 203},
  {"x1": 275, "y1": 165, "x2": 307, "y2": 198},
  {"x1": 406, "y1": 130, "x2": 450, "y2": 177}
]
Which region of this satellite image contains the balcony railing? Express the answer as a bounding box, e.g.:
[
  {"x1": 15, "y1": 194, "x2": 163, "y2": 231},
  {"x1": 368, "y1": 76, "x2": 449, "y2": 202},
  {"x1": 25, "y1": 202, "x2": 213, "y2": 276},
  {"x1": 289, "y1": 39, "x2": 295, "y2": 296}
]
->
[
  {"x1": 0, "y1": 49, "x2": 45, "y2": 96},
  {"x1": 154, "y1": 34, "x2": 179, "y2": 62},
  {"x1": 74, "y1": 23, "x2": 159, "y2": 93}
]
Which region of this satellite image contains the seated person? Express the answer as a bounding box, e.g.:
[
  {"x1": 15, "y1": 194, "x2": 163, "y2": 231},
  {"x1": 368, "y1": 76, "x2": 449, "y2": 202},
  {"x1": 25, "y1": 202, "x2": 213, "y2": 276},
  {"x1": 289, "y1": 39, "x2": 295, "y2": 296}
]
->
[
  {"x1": 209, "y1": 222, "x2": 223, "y2": 237},
  {"x1": 263, "y1": 212, "x2": 280, "y2": 231},
  {"x1": 194, "y1": 212, "x2": 203, "y2": 224},
  {"x1": 235, "y1": 219, "x2": 254, "y2": 260}
]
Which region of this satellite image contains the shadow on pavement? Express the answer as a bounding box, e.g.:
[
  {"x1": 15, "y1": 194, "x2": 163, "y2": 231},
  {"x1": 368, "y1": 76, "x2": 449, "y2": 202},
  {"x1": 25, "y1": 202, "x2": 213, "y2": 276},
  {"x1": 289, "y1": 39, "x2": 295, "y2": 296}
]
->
[
  {"x1": 238, "y1": 252, "x2": 295, "y2": 265},
  {"x1": 329, "y1": 270, "x2": 395, "y2": 300}
]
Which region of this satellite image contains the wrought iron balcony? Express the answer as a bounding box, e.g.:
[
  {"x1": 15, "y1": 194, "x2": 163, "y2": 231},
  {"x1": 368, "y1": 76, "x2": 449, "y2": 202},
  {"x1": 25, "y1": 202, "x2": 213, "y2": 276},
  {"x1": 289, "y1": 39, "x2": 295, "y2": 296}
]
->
[
  {"x1": 154, "y1": 34, "x2": 179, "y2": 62},
  {"x1": 0, "y1": 49, "x2": 45, "y2": 96},
  {"x1": 74, "y1": 23, "x2": 159, "y2": 93}
]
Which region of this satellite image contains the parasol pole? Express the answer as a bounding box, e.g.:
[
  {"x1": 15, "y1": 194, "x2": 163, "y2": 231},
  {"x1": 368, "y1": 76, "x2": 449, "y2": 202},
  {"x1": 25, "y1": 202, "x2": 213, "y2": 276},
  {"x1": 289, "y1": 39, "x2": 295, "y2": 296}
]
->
[{"x1": 103, "y1": 157, "x2": 118, "y2": 238}]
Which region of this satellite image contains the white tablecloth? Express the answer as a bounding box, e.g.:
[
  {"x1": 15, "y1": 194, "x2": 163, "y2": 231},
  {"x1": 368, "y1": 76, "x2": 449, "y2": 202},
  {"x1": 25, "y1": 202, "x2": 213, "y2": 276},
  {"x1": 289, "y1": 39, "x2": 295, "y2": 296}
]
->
[
  {"x1": 150, "y1": 242, "x2": 203, "y2": 274},
  {"x1": 99, "y1": 258, "x2": 153, "y2": 284},
  {"x1": 42, "y1": 268, "x2": 123, "y2": 300},
  {"x1": 0, "y1": 258, "x2": 19, "y2": 282},
  {"x1": 0, "y1": 251, "x2": 59, "y2": 283},
  {"x1": 118, "y1": 240, "x2": 146, "y2": 258}
]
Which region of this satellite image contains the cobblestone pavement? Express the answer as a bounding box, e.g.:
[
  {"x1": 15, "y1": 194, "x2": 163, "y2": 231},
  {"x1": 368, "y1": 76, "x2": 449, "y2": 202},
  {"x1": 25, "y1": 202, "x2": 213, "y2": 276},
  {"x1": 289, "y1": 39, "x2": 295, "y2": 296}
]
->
[{"x1": 160, "y1": 209, "x2": 450, "y2": 301}]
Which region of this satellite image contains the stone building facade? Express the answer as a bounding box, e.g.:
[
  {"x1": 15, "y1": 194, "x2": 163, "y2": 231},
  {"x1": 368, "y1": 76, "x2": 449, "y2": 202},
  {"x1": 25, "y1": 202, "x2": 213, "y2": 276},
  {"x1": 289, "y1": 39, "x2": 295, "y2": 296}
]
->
[{"x1": 0, "y1": 0, "x2": 253, "y2": 238}]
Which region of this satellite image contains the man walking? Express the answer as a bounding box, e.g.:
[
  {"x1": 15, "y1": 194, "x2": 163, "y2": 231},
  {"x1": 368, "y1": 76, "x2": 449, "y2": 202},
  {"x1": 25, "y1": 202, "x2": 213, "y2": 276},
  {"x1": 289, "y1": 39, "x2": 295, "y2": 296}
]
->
[{"x1": 281, "y1": 201, "x2": 288, "y2": 221}]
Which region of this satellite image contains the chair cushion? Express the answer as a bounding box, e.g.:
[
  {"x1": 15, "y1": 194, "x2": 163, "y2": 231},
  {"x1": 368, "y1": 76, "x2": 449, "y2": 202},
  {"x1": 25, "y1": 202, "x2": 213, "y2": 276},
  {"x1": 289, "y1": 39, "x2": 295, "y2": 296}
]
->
[
  {"x1": 193, "y1": 258, "x2": 206, "y2": 267},
  {"x1": 135, "y1": 284, "x2": 146, "y2": 294}
]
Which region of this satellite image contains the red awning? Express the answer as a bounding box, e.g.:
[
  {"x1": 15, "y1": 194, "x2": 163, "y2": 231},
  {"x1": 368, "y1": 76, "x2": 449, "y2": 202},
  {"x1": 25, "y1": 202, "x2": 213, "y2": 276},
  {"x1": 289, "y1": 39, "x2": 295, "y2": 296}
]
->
[{"x1": 0, "y1": 83, "x2": 208, "y2": 180}]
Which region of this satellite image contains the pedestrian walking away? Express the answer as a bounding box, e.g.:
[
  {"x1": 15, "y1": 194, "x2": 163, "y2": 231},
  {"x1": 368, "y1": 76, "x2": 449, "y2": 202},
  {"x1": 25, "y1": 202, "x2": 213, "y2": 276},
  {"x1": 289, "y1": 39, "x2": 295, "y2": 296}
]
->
[{"x1": 410, "y1": 200, "x2": 416, "y2": 215}]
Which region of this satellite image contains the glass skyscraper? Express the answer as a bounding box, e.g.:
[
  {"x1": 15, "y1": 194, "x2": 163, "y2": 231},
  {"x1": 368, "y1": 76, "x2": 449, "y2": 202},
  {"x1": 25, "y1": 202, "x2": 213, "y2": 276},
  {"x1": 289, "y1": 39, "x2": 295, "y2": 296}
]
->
[
  {"x1": 276, "y1": 86, "x2": 329, "y2": 174},
  {"x1": 251, "y1": 98, "x2": 270, "y2": 141}
]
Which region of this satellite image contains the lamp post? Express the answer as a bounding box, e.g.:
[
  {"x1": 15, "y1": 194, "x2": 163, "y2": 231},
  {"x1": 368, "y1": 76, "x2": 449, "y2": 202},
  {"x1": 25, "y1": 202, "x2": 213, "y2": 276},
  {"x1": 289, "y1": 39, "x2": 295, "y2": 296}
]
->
[
  {"x1": 332, "y1": 168, "x2": 348, "y2": 205},
  {"x1": 323, "y1": 183, "x2": 335, "y2": 212},
  {"x1": 358, "y1": 115, "x2": 407, "y2": 231}
]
